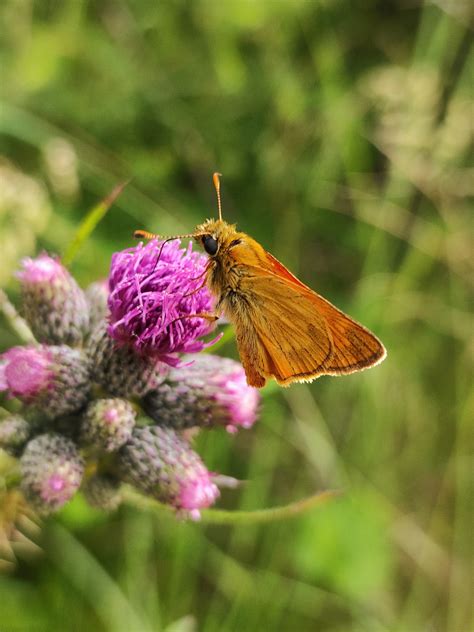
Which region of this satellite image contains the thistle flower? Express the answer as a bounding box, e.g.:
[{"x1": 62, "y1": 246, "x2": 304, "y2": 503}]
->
[
  {"x1": 119, "y1": 426, "x2": 219, "y2": 519},
  {"x1": 0, "y1": 415, "x2": 31, "y2": 456},
  {"x1": 0, "y1": 345, "x2": 91, "y2": 419},
  {"x1": 17, "y1": 253, "x2": 89, "y2": 346},
  {"x1": 107, "y1": 239, "x2": 217, "y2": 363},
  {"x1": 1, "y1": 227, "x2": 264, "y2": 522},
  {"x1": 20, "y1": 433, "x2": 84, "y2": 515},
  {"x1": 143, "y1": 355, "x2": 260, "y2": 433},
  {"x1": 82, "y1": 474, "x2": 121, "y2": 511},
  {"x1": 87, "y1": 323, "x2": 169, "y2": 398},
  {"x1": 81, "y1": 398, "x2": 136, "y2": 452},
  {"x1": 85, "y1": 280, "x2": 109, "y2": 331}
]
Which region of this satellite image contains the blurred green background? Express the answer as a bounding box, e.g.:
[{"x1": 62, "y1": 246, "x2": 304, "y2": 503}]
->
[{"x1": 0, "y1": 1, "x2": 472, "y2": 631}]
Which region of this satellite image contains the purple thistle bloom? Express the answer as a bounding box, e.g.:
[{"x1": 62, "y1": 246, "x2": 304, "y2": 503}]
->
[
  {"x1": 0, "y1": 345, "x2": 91, "y2": 419},
  {"x1": 17, "y1": 253, "x2": 89, "y2": 346},
  {"x1": 107, "y1": 239, "x2": 218, "y2": 363}
]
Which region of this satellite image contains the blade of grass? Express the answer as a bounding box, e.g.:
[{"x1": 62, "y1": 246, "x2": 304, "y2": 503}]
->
[
  {"x1": 0, "y1": 289, "x2": 36, "y2": 344},
  {"x1": 47, "y1": 522, "x2": 152, "y2": 632},
  {"x1": 62, "y1": 181, "x2": 129, "y2": 267}
]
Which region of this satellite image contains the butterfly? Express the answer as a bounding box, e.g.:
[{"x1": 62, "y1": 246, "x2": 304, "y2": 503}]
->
[{"x1": 135, "y1": 173, "x2": 386, "y2": 388}]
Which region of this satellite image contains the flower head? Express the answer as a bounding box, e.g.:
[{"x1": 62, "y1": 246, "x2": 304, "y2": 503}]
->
[
  {"x1": 1, "y1": 233, "x2": 262, "y2": 522},
  {"x1": 107, "y1": 240, "x2": 217, "y2": 362},
  {"x1": 17, "y1": 253, "x2": 89, "y2": 346},
  {"x1": 0, "y1": 345, "x2": 91, "y2": 419},
  {"x1": 81, "y1": 398, "x2": 136, "y2": 452},
  {"x1": 0, "y1": 346, "x2": 53, "y2": 399},
  {"x1": 87, "y1": 322, "x2": 169, "y2": 398},
  {"x1": 20, "y1": 433, "x2": 84, "y2": 515},
  {"x1": 0, "y1": 415, "x2": 31, "y2": 456},
  {"x1": 119, "y1": 425, "x2": 220, "y2": 518},
  {"x1": 143, "y1": 355, "x2": 260, "y2": 433},
  {"x1": 85, "y1": 280, "x2": 109, "y2": 331}
]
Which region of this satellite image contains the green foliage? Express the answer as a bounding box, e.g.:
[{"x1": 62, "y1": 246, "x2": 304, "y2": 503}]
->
[{"x1": 0, "y1": 1, "x2": 471, "y2": 631}]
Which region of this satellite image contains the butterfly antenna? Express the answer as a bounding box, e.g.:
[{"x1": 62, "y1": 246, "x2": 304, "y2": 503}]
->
[
  {"x1": 213, "y1": 172, "x2": 223, "y2": 221},
  {"x1": 134, "y1": 230, "x2": 197, "y2": 240}
]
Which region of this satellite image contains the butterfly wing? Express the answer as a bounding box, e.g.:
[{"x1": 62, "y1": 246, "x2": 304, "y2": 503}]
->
[
  {"x1": 222, "y1": 250, "x2": 385, "y2": 387},
  {"x1": 229, "y1": 274, "x2": 334, "y2": 387}
]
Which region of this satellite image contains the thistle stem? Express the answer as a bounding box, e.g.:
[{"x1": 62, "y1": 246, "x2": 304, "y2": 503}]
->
[{"x1": 123, "y1": 487, "x2": 341, "y2": 525}]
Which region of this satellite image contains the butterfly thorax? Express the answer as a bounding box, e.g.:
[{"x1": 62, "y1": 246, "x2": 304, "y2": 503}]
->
[{"x1": 193, "y1": 218, "x2": 268, "y2": 301}]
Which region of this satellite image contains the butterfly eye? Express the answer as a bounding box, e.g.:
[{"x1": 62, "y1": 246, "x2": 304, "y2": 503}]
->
[{"x1": 202, "y1": 235, "x2": 218, "y2": 255}]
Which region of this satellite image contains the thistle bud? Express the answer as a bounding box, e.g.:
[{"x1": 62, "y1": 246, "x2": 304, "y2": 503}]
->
[
  {"x1": 81, "y1": 398, "x2": 136, "y2": 452},
  {"x1": 119, "y1": 426, "x2": 219, "y2": 519},
  {"x1": 143, "y1": 355, "x2": 260, "y2": 433},
  {"x1": 85, "y1": 280, "x2": 109, "y2": 332},
  {"x1": 0, "y1": 345, "x2": 91, "y2": 419},
  {"x1": 20, "y1": 433, "x2": 84, "y2": 515},
  {"x1": 0, "y1": 415, "x2": 31, "y2": 456},
  {"x1": 82, "y1": 473, "x2": 121, "y2": 511},
  {"x1": 17, "y1": 253, "x2": 89, "y2": 346},
  {"x1": 87, "y1": 323, "x2": 168, "y2": 398}
]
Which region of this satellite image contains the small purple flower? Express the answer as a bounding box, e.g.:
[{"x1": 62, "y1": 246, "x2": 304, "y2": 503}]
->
[
  {"x1": 0, "y1": 346, "x2": 53, "y2": 400},
  {"x1": 179, "y1": 475, "x2": 221, "y2": 521},
  {"x1": 107, "y1": 240, "x2": 218, "y2": 363},
  {"x1": 210, "y1": 364, "x2": 260, "y2": 433},
  {"x1": 0, "y1": 345, "x2": 91, "y2": 418},
  {"x1": 17, "y1": 253, "x2": 89, "y2": 345}
]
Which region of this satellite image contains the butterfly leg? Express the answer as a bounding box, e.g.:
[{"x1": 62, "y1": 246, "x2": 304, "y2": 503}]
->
[
  {"x1": 167, "y1": 313, "x2": 219, "y2": 327},
  {"x1": 183, "y1": 260, "x2": 214, "y2": 298},
  {"x1": 182, "y1": 277, "x2": 208, "y2": 298}
]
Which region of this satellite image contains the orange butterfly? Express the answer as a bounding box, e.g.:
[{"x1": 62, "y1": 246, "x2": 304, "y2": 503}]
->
[{"x1": 135, "y1": 173, "x2": 386, "y2": 388}]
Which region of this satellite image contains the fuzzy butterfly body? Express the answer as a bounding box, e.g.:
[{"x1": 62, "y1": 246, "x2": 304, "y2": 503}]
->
[{"x1": 135, "y1": 174, "x2": 386, "y2": 388}]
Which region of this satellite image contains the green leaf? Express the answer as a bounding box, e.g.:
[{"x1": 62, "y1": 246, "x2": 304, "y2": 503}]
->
[{"x1": 62, "y1": 181, "x2": 129, "y2": 267}]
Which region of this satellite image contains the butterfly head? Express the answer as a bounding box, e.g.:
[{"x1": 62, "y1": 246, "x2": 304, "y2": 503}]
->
[{"x1": 194, "y1": 218, "x2": 240, "y2": 257}]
